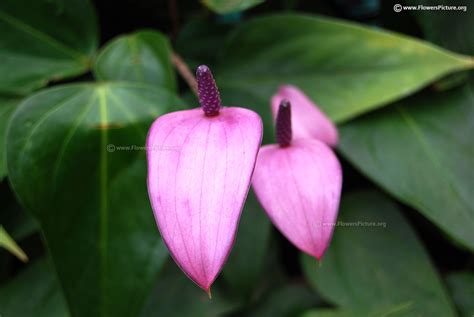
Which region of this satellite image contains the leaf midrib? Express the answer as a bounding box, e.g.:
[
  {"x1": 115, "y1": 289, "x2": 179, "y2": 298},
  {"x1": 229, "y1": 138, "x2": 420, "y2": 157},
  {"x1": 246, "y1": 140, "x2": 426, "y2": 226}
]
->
[
  {"x1": 396, "y1": 106, "x2": 473, "y2": 220},
  {"x1": 97, "y1": 88, "x2": 109, "y2": 317}
]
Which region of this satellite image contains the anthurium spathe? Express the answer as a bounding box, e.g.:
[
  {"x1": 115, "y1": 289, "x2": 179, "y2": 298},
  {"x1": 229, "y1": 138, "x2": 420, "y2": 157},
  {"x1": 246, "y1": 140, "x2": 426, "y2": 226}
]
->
[
  {"x1": 146, "y1": 65, "x2": 263, "y2": 293},
  {"x1": 271, "y1": 85, "x2": 338, "y2": 147},
  {"x1": 252, "y1": 100, "x2": 342, "y2": 259}
]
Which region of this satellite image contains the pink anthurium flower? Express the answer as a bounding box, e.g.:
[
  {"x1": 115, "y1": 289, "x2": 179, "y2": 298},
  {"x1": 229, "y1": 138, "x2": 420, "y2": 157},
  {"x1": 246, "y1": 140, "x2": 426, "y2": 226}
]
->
[
  {"x1": 146, "y1": 65, "x2": 263, "y2": 294},
  {"x1": 252, "y1": 100, "x2": 342, "y2": 260},
  {"x1": 271, "y1": 85, "x2": 338, "y2": 147}
]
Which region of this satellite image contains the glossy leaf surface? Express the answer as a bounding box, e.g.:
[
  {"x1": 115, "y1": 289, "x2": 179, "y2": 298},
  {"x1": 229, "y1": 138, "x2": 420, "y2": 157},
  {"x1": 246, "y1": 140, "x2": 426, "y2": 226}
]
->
[
  {"x1": 217, "y1": 14, "x2": 473, "y2": 125},
  {"x1": 302, "y1": 191, "x2": 456, "y2": 317},
  {"x1": 6, "y1": 83, "x2": 182, "y2": 317},
  {"x1": 0, "y1": 0, "x2": 97, "y2": 94}
]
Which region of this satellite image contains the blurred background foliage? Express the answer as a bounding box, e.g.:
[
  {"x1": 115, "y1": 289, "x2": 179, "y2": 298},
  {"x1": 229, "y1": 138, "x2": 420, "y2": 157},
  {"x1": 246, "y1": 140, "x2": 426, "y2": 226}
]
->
[{"x1": 0, "y1": 0, "x2": 473, "y2": 316}]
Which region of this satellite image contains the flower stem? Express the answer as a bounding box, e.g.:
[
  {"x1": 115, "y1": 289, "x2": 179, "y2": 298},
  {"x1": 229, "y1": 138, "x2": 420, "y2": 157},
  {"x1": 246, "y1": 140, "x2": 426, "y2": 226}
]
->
[{"x1": 171, "y1": 53, "x2": 198, "y2": 96}]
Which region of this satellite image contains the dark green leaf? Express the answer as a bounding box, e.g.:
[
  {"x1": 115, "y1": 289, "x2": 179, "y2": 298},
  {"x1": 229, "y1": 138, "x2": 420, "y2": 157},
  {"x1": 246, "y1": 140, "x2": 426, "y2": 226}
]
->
[
  {"x1": 302, "y1": 305, "x2": 415, "y2": 317},
  {"x1": 0, "y1": 97, "x2": 19, "y2": 178},
  {"x1": 222, "y1": 190, "x2": 272, "y2": 300},
  {"x1": 0, "y1": 0, "x2": 98, "y2": 95},
  {"x1": 141, "y1": 260, "x2": 238, "y2": 317},
  {"x1": 175, "y1": 17, "x2": 233, "y2": 70},
  {"x1": 202, "y1": 0, "x2": 265, "y2": 14},
  {"x1": 217, "y1": 14, "x2": 473, "y2": 125},
  {"x1": 446, "y1": 272, "x2": 474, "y2": 317},
  {"x1": 302, "y1": 191, "x2": 456, "y2": 317},
  {"x1": 407, "y1": 0, "x2": 473, "y2": 55},
  {"x1": 94, "y1": 30, "x2": 176, "y2": 92},
  {"x1": 0, "y1": 258, "x2": 69, "y2": 316},
  {"x1": 339, "y1": 78, "x2": 474, "y2": 250},
  {"x1": 246, "y1": 284, "x2": 322, "y2": 317},
  {"x1": 6, "y1": 83, "x2": 182, "y2": 317}
]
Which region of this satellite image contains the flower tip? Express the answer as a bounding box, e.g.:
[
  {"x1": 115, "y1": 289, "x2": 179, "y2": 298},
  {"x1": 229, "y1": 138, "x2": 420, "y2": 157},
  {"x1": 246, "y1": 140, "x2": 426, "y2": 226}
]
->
[
  {"x1": 196, "y1": 65, "x2": 221, "y2": 116},
  {"x1": 206, "y1": 288, "x2": 212, "y2": 299},
  {"x1": 196, "y1": 65, "x2": 210, "y2": 77},
  {"x1": 280, "y1": 98, "x2": 290, "y2": 109}
]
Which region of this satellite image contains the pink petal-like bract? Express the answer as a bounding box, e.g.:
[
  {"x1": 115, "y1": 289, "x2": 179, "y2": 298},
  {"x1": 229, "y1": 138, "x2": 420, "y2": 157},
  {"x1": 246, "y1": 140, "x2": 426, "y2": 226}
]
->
[
  {"x1": 146, "y1": 65, "x2": 262, "y2": 292},
  {"x1": 271, "y1": 85, "x2": 338, "y2": 146},
  {"x1": 253, "y1": 100, "x2": 342, "y2": 259}
]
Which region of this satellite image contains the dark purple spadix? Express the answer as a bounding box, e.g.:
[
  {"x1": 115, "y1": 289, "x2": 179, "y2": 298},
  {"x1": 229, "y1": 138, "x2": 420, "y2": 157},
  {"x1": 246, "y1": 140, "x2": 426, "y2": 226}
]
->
[
  {"x1": 276, "y1": 99, "x2": 292, "y2": 147},
  {"x1": 197, "y1": 65, "x2": 221, "y2": 116}
]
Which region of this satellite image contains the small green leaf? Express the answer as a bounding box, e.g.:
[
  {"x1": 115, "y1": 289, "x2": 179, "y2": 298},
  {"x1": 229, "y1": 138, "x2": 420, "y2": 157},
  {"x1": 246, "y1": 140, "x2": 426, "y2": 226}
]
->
[
  {"x1": 0, "y1": 225, "x2": 28, "y2": 262},
  {"x1": 141, "y1": 261, "x2": 238, "y2": 317},
  {"x1": 339, "y1": 78, "x2": 474, "y2": 250},
  {"x1": 222, "y1": 190, "x2": 272, "y2": 300},
  {"x1": 94, "y1": 30, "x2": 176, "y2": 92},
  {"x1": 202, "y1": 0, "x2": 265, "y2": 14},
  {"x1": 217, "y1": 14, "x2": 473, "y2": 125},
  {"x1": 0, "y1": 96, "x2": 20, "y2": 179},
  {"x1": 446, "y1": 272, "x2": 474, "y2": 317},
  {"x1": 0, "y1": 0, "x2": 98, "y2": 94},
  {"x1": 0, "y1": 258, "x2": 69, "y2": 316},
  {"x1": 301, "y1": 191, "x2": 456, "y2": 317},
  {"x1": 6, "y1": 83, "x2": 182, "y2": 317}
]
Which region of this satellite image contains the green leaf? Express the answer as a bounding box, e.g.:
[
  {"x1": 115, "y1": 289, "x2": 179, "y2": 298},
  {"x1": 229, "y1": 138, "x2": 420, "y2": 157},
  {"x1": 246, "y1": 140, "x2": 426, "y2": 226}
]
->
[
  {"x1": 6, "y1": 83, "x2": 182, "y2": 317},
  {"x1": 302, "y1": 305, "x2": 415, "y2": 317},
  {"x1": 0, "y1": 258, "x2": 69, "y2": 316},
  {"x1": 222, "y1": 190, "x2": 272, "y2": 300},
  {"x1": 446, "y1": 272, "x2": 474, "y2": 317},
  {"x1": 0, "y1": 0, "x2": 98, "y2": 95},
  {"x1": 202, "y1": 0, "x2": 265, "y2": 14},
  {"x1": 0, "y1": 96, "x2": 20, "y2": 179},
  {"x1": 141, "y1": 261, "x2": 238, "y2": 317},
  {"x1": 216, "y1": 14, "x2": 473, "y2": 125},
  {"x1": 246, "y1": 284, "x2": 322, "y2": 317},
  {"x1": 94, "y1": 30, "x2": 176, "y2": 92},
  {"x1": 338, "y1": 78, "x2": 474, "y2": 250},
  {"x1": 407, "y1": 0, "x2": 473, "y2": 55},
  {"x1": 301, "y1": 191, "x2": 456, "y2": 317},
  {"x1": 175, "y1": 17, "x2": 233, "y2": 69},
  {"x1": 0, "y1": 225, "x2": 28, "y2": 262}
]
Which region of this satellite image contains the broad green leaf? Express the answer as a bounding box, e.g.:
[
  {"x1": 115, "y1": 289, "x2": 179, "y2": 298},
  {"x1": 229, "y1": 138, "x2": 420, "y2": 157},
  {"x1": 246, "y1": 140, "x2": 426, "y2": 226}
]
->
[
  {"x1": 0, "y1": 225, "x2": 28, "y2": 262},
  {"x1": 339, "y1": 78, "x2": 474, "y2": 250},
  {"x1": 245, "y1": 284, "x2": 322, "y2": 317},
  {"x1": 446, "y1": 272, "x2": 474, "y2": 317},
  {"x1": 175, "y1": 17, "x2": 233, "y2": 69},
  {"x1": 6, "y1": 83, "x2": 182, "y2": 317},
  {"x1": 141, "y1": 260, "x2": 238, "y2": 317},
  {"x1": 0, "y1": 258, "x2": 69, "y2": 316},
  {"x1": 202, "y1": 0, "x2": 265, "y2": 14},
  {"x1": 0, "y1": 97, "x2": 20, "y2": 179},
  {"x1": 0, "y1": 0, "x2": 98, "y2": 95},
  {"x1": 222, "y1": 190, "x2": 272, "y2": 300},
  {"x1": 407, "y1": 0, "x2": 473, "y2": 91},
  {"x1": 301, "y1": 191, "x2": 456, "y2": 317},
  {"x1": 216, "y1": 14, "x2": 473, "y2": 125},
  {"x1": 302, "y1": 305, "x2": 415, "y2": 317},
  {"x1": 94, "y1": 30, "x2": 176, "y2": 92}
]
